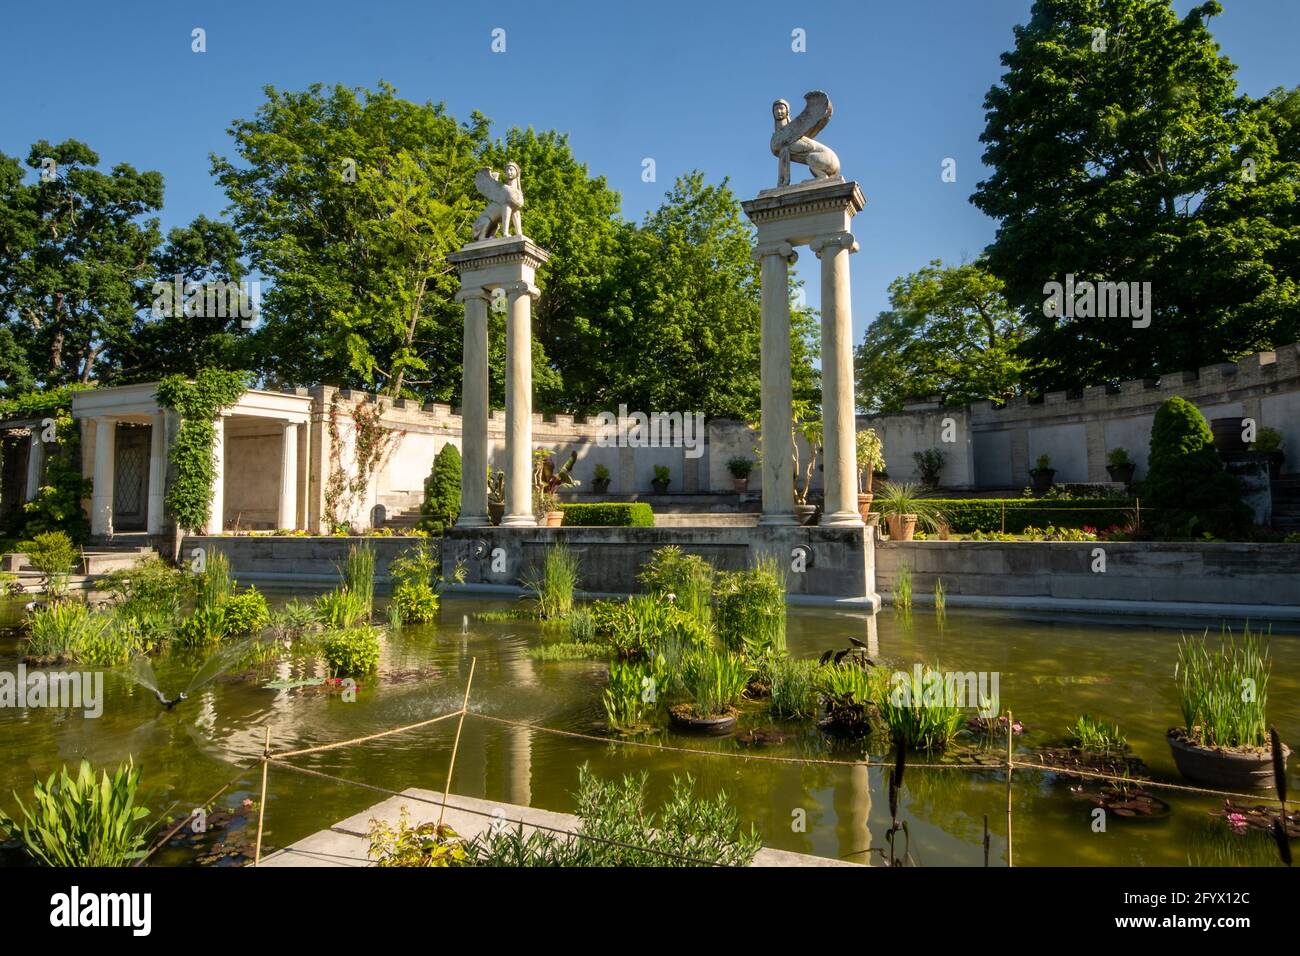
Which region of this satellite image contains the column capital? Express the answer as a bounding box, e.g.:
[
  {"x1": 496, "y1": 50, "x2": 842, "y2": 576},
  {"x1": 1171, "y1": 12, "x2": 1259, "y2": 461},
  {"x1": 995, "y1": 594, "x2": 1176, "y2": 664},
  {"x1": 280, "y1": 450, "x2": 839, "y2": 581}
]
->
[
  {"x1": 810, "y1": 231, "x2": 859, "y2": 258},
  {"x1": 454, "y1": 286, "x2": 493, "y2": 304},
  {"x1": 503, "y1": 280, "x2": 541, "y2": 301},
  {"x1": 753, "y1": 241, "x2": 798, "y2": 265}
]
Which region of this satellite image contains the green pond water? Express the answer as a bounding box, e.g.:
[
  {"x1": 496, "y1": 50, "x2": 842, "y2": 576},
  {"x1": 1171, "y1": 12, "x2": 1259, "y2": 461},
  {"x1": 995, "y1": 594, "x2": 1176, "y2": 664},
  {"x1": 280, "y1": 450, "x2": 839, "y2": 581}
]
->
[{"x1": 0, "y1": 593, "x2": 1296, "y2": 867}]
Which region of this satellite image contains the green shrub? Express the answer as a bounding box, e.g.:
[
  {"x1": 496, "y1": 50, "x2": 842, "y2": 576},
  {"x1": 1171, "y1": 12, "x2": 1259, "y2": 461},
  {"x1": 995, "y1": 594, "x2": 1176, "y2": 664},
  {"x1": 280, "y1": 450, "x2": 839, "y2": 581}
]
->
[
  {"x1": 321, "y1": 626, "x2": 382, "y2": 676},
  {"x1": 176, "y1": 604, "x2": 227, "y2": 646},
  {"x1": 769, "y1": 657, "x2": 821, "y2": 719},
  {"x1": 638, "y1": 545, "x2": 714, "y2": 635},
  {"x1": 0, "y1": 760, "x2": 152, "y2": 867},
  {"x1": 392, "y1": 580, "x2": 440, "y2": 623},
  {"x1": 558, "y1": 503, "x2": 654, "y2": 527},
  {"x1": 925, "y1": 497, "x2": 1135, "y2": 534},
  {"x1": 222, "y1": 587, "x2": 270, "y2": 635},
  {"x1": 420, "y1": 443, "x2": 461, "y2": 532},
  {"x1": 22, "y1": 530, "x2": 79, "y2": 594},
  {"x1": 102, "y1": 557, "x2": 188, "y2": 619},
  {"x1": 1144, "y1": 396, "x2": 1249, "y2": 538},
  {"x1": 714, "y1": 556, "x2": 786, "y2": 658}
]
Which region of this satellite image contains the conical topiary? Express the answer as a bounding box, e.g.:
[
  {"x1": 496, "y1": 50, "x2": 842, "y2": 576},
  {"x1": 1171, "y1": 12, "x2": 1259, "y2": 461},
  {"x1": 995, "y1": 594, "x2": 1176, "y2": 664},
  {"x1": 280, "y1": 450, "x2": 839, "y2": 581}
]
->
[
  {"x1": 420, "y1": 443, "x2": 461, "y2": 532},
  {"x1": 1143, "y1": 396, "x2": 1248, "y2": 538}
]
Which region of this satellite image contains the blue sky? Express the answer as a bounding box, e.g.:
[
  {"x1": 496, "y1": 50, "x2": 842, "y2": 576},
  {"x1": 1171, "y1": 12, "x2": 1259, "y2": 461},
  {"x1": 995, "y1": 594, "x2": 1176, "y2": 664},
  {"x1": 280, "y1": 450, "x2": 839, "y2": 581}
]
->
[{"x1": 1, "y1": 0, "x2": 1295, "y2": 349}]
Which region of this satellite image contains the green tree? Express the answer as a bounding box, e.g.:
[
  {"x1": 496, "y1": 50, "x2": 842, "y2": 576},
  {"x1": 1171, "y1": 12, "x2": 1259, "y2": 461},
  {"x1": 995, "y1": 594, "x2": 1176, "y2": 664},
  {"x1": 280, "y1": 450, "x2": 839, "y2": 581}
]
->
[
  {"x1": 0, "y1": 140, "x2": 163, "y2": 386},
  {"x1": 420, "y1": 443, "x2": 462, "y2": 531},
  {"x1": 1143, "y1": 396, "x2": 1247, "y2": 538},
  {"x1": 855, "y1": 259, "x2": 1027, "y2": 412},
  {"x1": 973, "y1": 0, "x2": 1299, "y2": 391}
]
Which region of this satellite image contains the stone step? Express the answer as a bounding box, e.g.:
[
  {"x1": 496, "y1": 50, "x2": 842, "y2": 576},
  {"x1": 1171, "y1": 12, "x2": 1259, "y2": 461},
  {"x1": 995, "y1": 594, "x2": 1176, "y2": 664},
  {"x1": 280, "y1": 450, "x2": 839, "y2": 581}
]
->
[
  {"x1": 653, "y1": 512, "x2": 760, "y2": 528},
  {"x1": 79, "y1": 548, "x2": 156, "y2": 575}
]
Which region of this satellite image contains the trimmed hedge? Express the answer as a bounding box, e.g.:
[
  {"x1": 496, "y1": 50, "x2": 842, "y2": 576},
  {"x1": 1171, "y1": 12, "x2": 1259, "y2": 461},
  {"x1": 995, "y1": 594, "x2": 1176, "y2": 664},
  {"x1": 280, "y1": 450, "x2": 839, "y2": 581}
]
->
[
  {"x1": 929, "y1": 498, "x2": 1136, "y2": 534},
  {"x1": 559, "y1": 503, "x2": 655, "y2": 527}
]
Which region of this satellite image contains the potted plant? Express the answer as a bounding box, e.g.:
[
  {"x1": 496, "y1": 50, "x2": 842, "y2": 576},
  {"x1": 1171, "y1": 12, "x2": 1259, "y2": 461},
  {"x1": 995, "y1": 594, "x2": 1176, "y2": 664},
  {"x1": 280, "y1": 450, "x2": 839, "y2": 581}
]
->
[
  {"x1": 793, "y1": 417, "x2": 823, "y2": 525},
  {"x1": 856, "y1": 428, "x2": 885, "y2": 521},
  {"x1": 727, "y1": 456, "x2": 754, "y2": 493},
  {"x1": 669, "y1": 649, "x2": 749, "y2": 735},
  {"x1": 533, "y1": 448, "x2": 579, "y2": 526},
  {"x1": 1167, "y1": 627, "x2": 1288, "y2": 790},
  {"x1": 1105, "y1": 447, "x2": 1136, "y2": 486},
  {"x1": 651, "y1": 464, "x2": 671, "y2": 494},
  {"x1": 1028, "y1": 453, "x2": 1056, "y2": 494},
  {"x1": 487, "y1": 468, "x2": 505, "y2": 525},
  {"x1": 873, "y1": 481, "x2": 943, "y2": 542},
  {"x1": 1250, "y1": 426, "x2": 1285, "y2": 480},
  {"x1": 591, "y1": 463, "x2": 611, "y2": 495},
  {"x1": 912, "y1": 447, "x2": 945, "y2": 490}
]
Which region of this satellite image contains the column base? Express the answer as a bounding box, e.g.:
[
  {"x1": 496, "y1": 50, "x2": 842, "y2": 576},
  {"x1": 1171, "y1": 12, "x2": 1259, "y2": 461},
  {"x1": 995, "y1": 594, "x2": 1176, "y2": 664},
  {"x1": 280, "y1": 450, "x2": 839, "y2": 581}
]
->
[
  {"x1": 500, "y1": 514, "x2": 538, "y2": 528},
  {"x1": 820, "y1": 511, "x2": 865, "y2": 528},
  {"x1": 758, "y1": 513, "x2": 800, "y2": 527},
  {"x1": 455, "y1": 514, "x2": 492, "y2": 528}
]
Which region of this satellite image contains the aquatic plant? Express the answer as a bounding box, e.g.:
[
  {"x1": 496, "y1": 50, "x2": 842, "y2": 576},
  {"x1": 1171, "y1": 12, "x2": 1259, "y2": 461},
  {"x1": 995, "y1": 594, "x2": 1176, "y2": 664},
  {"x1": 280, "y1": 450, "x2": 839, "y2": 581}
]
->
[
  {"x1": 565, "y1": 606, "x2": 595, "y2": 643},
  {"x1": 603, "y1": 657, "x2": 663, "y2": 731},
  {"x1": 315, "y1": 588, "x2": 370, "y2": 629},
  {"x1": 269, "y1": 598, "x2": 320, "y2": 639},
  {"x1": 603, "y1": 594, "x2": 705, "y2": 660},
  {"x1": 341, "y1": 543, "x2": 376, "y2": 616},
  {"x1": 818, "y1": 662, "x2": 890, "y2": 735},
  {"x1": 893, "y1": 564, "x2": 913, "y2": 611},
  {"x1": 680, "y1": 649, "x2": 750, "y2": 718},
  {"x1": 392, "y1": 581, "x2": 440, "y2": 623},
  {"x1": 1066, "y1": 714, "x2": 1128, "y2": 753},
  {"x1": 25, "y1": 601, "x2": 115, "y2": 663},
  {"x1": 221, "y1": 587, "x2": 270, "y2": 635},
  {"x1": 933, "y1": 577, "x2": 946, "y2": 614},
  {"x1": 196, "y1": 551, "x2": 235, "y2": 609},
  {"x1": 638, "y1": 545, "x2": 714, "y2": 635},
  {"x1": 1175, "y1": 625, "x2": 1271, "y2": 748},
  {"x1": 528, "y1": 641, "x2": 607, "y2": 662},
  {"x1": 713, "y1": 555, "x2": 785, "y2": 658},
  {"x1": 0, "y1": 760, "x2": 151, "y2": 867},
  {"x1": 522, "y1": 542, "x2": 580, "y2": 620},
  {"x1": 101, "y1": 557, "x2": 187, "y2": 620},
  {"x1": 321, "y1": 626, "x2": 382, "y2": 676},
  {"x1": 876, "y1": 666, "x2": 966, "y2": 751},
  {"x1": 768, "y1": 657, "x2": 821, "y2": 719},
  {"x1": 176, "y1": 604, "x2": 227, "y2": 647},
  {"x1": 467, "y1": 766, "x2": 760, "y2": 867}
]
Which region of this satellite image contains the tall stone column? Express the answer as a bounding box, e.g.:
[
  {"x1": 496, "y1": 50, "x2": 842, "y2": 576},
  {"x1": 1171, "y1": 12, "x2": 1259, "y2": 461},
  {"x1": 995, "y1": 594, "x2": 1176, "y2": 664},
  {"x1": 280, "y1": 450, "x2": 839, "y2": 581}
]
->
[
  {"x1": 24, "y1": 429, "x2": 44, "y2": 501},
  {"x1": 755, "y1": 242, "x2": 798, "y2": 525},
  {"x1": 91, "y1": 417, "x2": 116, "y2": 536},
  {"x1": 204, "y1": 415, "x2": 225, "y2": 535},
  {"x1": 147, "y1": 412, "x2": 168, "y2": 534},
  {"x1": 502, "y1": 280, "x2": 539, "y2": 527},
  {"x1": 455, "y1": 287, "x2": 491, "y2": 527},
  {"x1": 278, "y1": 422, "x2": 299, "y2": 530},
  {"x1": 812, "y1": 231, "x2": 863, "y2": 527}
]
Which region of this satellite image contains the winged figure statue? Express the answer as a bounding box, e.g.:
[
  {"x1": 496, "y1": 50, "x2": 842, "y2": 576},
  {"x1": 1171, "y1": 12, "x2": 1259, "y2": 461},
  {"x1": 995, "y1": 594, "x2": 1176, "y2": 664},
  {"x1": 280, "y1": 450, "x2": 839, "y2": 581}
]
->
[
  {"x1": 470, "y1": 163, "x2": 524, "y2": 241},
  {"x1": 771, "y1": 91, "x2": 841, "y2": 187}
]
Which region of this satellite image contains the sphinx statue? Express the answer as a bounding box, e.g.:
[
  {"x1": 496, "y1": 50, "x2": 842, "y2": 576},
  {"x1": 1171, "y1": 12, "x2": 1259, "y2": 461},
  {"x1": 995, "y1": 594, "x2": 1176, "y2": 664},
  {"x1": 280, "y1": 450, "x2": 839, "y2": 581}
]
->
[
  {"x1": 771, "y1": 91, "x2": 841, "y2": 187},
  {"x1": 470, "y1": 162, "x2": 524, "y2": 240}
]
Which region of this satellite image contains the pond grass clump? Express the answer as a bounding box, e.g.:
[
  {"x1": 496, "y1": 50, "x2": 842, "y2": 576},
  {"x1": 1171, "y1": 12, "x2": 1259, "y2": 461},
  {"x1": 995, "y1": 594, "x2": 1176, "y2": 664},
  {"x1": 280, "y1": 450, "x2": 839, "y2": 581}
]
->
[
  {"x1": 523, "y1": 542, "x2": 579, "y2": 620},
  {"x1": 714, "y1": 554, "x2": 785, "y2": 658},
  {"x1": 1174, "y1": 625, "x2": 1271, "y2": 749},
  {"x1": 639, "y1": 545, "x2": 714, "y2": 636},
  {"x1": 768, "y1": 656, "x2": 821, "y2": 720},
  {"x1": 876, "y1": 665, "x2": 966, "y2": 751},
  {"x1": 678, "y1": 648, "x2": 749, "y2": 719},
  {"x1": 1066, "y1": 714, "x2": 1128, "y2": 753}
]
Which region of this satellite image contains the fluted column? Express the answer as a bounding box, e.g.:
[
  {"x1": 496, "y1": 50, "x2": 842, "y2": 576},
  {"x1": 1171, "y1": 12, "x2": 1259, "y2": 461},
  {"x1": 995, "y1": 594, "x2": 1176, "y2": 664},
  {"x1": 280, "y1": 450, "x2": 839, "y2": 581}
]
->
[
  {"x1": 502, "y1": 280, "x2": 538, "y2": 527},
  {"x1": 755, "y1": 242, "x2": 798, "y2": 525},
  {"x1": 455, "y1": 287, "x2": 492, "y2": 527},
  {"x1": 812, "y1": 231, "x2": 863, "y2": 527},
  {"x1": 278, "y1": 422, "x2": 299, "y2": 530},
  {"x1": 91, "y1": 417, "x2": 115, "y2": 536}
]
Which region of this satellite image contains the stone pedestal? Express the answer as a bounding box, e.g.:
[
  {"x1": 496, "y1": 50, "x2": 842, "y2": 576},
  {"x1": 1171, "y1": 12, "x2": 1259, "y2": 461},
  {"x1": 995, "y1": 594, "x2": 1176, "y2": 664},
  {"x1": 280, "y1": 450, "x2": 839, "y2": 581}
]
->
[
  {"x1": 743, "y1": 177, "x2": 865, "y2": 528},
  {"x1": 448, "y1": 236, "x2": 551, "y2": 528}
]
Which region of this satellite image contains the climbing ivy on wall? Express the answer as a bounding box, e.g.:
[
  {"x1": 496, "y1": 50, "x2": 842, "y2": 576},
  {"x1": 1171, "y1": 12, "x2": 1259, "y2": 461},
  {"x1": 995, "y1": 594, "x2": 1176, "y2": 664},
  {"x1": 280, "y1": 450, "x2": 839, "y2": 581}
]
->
[
  {"x1": 323, "y1": 394, "x2": 402, "y2": 531},
  {"x1": 0, "y1": 385, "x2": 95, "y2": 543},
  {"x1": 155, "y1": 369, "x2": 252, "y2": 533}
]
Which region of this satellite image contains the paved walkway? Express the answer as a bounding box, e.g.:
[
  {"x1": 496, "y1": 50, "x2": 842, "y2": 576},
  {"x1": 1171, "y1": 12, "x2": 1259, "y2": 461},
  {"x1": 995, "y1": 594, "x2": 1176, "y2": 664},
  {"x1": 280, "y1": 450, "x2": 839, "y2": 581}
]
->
[{"x1": 260, "y1": 789, "x2": 859, "y2": 867}]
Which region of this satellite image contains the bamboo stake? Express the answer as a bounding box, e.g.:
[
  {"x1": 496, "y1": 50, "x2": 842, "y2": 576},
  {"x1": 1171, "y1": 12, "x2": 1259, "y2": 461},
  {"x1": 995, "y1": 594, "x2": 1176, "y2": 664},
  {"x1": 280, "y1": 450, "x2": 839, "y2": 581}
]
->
[
  {"x1": 1005, "y1": 709, "x2": 1014, "y2": 868},
  {"x1": 438, "y1": 656, "x2": 477, "y2": 830},
  {"x1": 254, "y1": 725, "x2": 271, "y2": 866}
]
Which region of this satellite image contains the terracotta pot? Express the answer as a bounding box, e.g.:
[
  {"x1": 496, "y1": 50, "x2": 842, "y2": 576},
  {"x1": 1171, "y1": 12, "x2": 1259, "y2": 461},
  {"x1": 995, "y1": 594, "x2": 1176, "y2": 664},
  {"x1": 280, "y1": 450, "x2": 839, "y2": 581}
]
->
[
  {"x1": 732, "y1": 477, "x2": 749, "y2": 493},
  {"x1": 488, "y1": 502, "x2": 504, "y2": 526},
  {"x1": 1167, "y1": 729, "x2": 1289, "y2": 790},
  {"x1": 545, "y1": 510, "x2": 564, "y2": 528},
  {"x1": 669, "y1": 704, "x2": 738, "y2": 736},
  {"x1": 886, "y1": 513, "x2": 917, "y2": 541},
  {"x1": 857, "y1": 493, "x2": 874, "y2": 521}
]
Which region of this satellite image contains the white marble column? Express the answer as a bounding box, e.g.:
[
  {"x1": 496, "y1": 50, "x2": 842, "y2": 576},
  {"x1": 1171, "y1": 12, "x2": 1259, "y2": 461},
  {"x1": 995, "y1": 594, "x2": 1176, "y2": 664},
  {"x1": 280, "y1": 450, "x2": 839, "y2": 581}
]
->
[
  {"x1": 756, "y1": 242, "x2": 798, "y2": 525},
  {"x1": 502, "y1": 280, "x2": 538, "y2": 527},
  {"x1": 147, "y1": 413, "x2": 167, "y2": 534},
  {"x1": 812, "y1": 231, "x2": 863, "y2": 527},
  {"x1": 91, "y1": 417, "x2": 116, "y2": 536},
  {"x1": 24, "y1": 429, "x2": 44, "y2": 501},
  {"x1": 278, "y1": 422, "x2": 298, "y2": 530},
  {"x1": 204, "y1": 415, "x2": 225, "y2": 535},
  {"x1": 455, "y1": 287, "x2": 492, "y2": 527}
]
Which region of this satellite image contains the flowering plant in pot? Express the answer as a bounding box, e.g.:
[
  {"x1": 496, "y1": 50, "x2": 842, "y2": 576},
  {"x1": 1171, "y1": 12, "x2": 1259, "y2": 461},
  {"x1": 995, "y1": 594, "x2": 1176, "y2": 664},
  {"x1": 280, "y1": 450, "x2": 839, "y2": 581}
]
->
[
  {"x1": 591, "y1": 463, "x2": 611, "y2": 495},
  {"x1": 1105, "y1": 447, "x2": 1136, "y2": 486},
  {"x1": 856, "y1": 428, "x2": 885, "y2": 521},
  {"x1": 533, "y1": 448, "x2": 579, "y2": 526},
  {"x1": 727, "y1": 456, "x2": 754, "y2": 493},
  {"x1": 873, "y1": 481, "x2": 943, "y2": 542},
  {"x1": 1168, "y1": 626, "x2": 1288, "y2": 790},
  {"x1": 1028, "y1": 453, "x2": 1055, "y2": 493},
  {"x1": 651, "y1": 464, "x2": 671, "y2": 494}
]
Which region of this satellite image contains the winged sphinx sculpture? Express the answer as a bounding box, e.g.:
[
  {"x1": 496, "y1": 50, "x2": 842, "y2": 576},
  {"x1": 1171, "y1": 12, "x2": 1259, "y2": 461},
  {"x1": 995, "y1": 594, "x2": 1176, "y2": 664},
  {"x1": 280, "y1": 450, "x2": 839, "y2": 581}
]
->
[
  {"x1": 470, "y1": 163, "x2": 524, "y2": 241},
  {"x1": 771, "y1": 91, "x2": 841, "y2": 187}
]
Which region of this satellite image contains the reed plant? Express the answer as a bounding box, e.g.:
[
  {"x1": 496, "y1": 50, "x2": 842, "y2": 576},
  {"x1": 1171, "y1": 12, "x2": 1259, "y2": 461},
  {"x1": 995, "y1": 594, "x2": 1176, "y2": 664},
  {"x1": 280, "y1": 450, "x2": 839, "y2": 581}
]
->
[
  {"x1": 315, "y1": 588, "x2": 370, "y2": 629},
  {"x1": 341, "y1": 543, "x2": 376, "y2": 616},
  {"x1": 768, "y1": 657, "x2": 821, "y2": 719},
  {"x1": 1175, "y1": 625, "x2": 1271, "y2": 748},
  {"x1": 680, "y1": 649, "x2": 750, "y2": 717},
  {"x1": 523, "y1": 542, "x2": 579, "y2": 620},
  {"x1": 638, "y1": 546, "x2": 714, "y2": 635},
  {"x1": 893, "y1": 564, "x2": 913, "y2": 611},
  {"x1": 714, "y1": 555, "x2": 786, "y2": 658},
  {"x1": 876, "y1": 665, "x2": 966, "y2": 750},
  {"x1": 197, "y1": 551, "x2": 234, "y2": 610}
]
